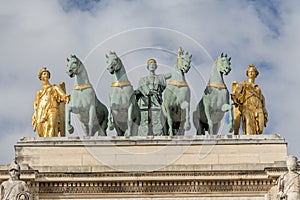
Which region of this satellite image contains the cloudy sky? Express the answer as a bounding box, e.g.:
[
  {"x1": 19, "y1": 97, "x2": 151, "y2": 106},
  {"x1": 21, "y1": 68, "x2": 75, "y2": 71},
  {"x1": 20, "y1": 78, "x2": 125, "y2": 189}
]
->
[{"x1": 0, "y1": 0, "x2": 299, "y2": 164}]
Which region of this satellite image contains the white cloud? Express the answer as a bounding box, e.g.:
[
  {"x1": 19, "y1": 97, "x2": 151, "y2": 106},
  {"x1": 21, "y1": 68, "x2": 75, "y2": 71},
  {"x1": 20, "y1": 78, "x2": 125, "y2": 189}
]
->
[{"x1": 0, "y1": 0, "x2": 299, "y2": 164}]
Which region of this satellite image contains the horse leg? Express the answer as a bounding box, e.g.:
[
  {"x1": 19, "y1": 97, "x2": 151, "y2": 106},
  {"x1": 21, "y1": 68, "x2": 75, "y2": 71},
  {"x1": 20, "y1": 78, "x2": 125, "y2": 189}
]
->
[
  {"x1": 181, "y1": 101, "x2": 190, "y2": 132},
  {"x1": 66, "y1": 105, "x2": 74, "y2": 134},
  {"x1": 199, "y1": 122, "x2": 206, "y2": 135},
  {"x1": 163, "y1": 104, "x2": 173, "y2": 136},
  {"x1": 212, "y1": 122, "x2": 221, "y2": 135},
  {"x1": 222, "y1": 103, "x2": 234, "y2": 133},
  {"x1": 96, "y1": 102, "x2": 107, "y2": 136},
  {"x1": 101, "y1": 114, "x2": 108, "y2": 136},
  {"x1": 194, "y1": 101, "x2": 206, "y2": 135},
  {"x1": 193, "y1": 105, "x2": 205, "y2": 135},
  {"x1": 107, "y1": 108, "x2": 115, "y2": 131},
  {"x1": 126, "y1": 103, "x2": 133, "y2": 136},
  {"x1": 203, "y1": 96, "x2": 213, "y2": 134},
  {"x1": 88, "y1": 104, "x2": 97, "y2": 136},
  {"x1": 81, "y1": 123, "x2": 89, "y2": 136},
  {"x1": 193, "y1": 111, "x2": 199, "y2": 135},
  {"x1": 98, "y1": 120, "x2": 107, "y2": 136},
  {"x1": 178, "y1": 120, "x2": 185, "y2": 135},
  {"x1": 115, "y1": 121, "x2": 124, "y2": 136}
]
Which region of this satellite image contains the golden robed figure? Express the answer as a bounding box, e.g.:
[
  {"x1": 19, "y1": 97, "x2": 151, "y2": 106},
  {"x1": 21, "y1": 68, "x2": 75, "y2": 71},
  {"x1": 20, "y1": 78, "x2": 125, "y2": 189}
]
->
[
  {"x1": 32, "y1": 67, "x2": 70, "y2": 137},
  {"x1": 231, "y1": 65, "x2": 268, "y2": 135}
]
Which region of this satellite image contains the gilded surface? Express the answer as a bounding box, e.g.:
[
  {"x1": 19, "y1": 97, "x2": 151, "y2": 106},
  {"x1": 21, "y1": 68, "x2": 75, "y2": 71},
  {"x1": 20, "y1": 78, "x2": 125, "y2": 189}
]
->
[
  {"x1": 207, "y1": 82, "x2": 227, "y2": 89},
  {"x1": 32, "y1": 68, "x2": 70, "y2": 137},
  {"x1": 72, "y1": 83, "x2": 92, "y2": 90},
  {"x1": 231, "y1": 65, "x2": 268, "y2": 135},
  {"x1": 111, "y1": 80, "x2": 131, "y2": 87},
  {"x1": 168, "y1": 80, "x2": 188, "y2": 87}
]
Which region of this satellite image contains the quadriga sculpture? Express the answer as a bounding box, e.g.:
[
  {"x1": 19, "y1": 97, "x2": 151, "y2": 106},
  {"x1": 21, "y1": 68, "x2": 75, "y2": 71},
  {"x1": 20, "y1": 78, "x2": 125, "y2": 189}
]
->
[
  {"x1": 66, "y1": 55, "x2": 108, "y2": 136},
  {"x1": 106, "y1": 51, "x2": 140, "y2": 136},
  {"x1": 193, "y1": 53, "x2": 233, "y2": 135},
  {"x1": 162, "y1": 47, "x2": 192, "y2": 136}
]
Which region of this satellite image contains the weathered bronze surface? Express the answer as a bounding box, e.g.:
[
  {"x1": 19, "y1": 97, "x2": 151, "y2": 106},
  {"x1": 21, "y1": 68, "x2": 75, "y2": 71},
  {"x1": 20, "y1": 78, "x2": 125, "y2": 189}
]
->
[
  {"x1": 193, "y1": 53, "x2": 233, "y2": 135},
  {"x1": 136, "y1": 59, "x2": 171, "y2": 136}
]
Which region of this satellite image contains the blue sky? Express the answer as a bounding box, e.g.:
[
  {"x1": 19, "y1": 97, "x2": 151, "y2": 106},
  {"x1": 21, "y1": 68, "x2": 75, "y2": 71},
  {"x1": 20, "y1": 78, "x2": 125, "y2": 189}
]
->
[{"x1": 0, "y1": 0, "x2": 299, "y2": 164}]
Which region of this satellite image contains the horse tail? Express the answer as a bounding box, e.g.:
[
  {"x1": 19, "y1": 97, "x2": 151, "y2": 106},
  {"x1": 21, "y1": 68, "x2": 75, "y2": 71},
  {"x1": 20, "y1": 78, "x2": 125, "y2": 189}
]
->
[
  {"x1": 129, "y1": 91, "x2": 141, "y2": 125},
  {"x1": 95, "y1": 98, "x2": 108, "y2": 134}
]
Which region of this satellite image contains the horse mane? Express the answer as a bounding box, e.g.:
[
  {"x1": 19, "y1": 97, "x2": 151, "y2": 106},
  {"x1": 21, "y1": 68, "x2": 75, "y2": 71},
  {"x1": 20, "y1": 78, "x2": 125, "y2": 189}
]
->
[
  {"x1": 177, "y1": 47, "x2": 192, "y2": 64},
  {"x1": 216, "y1": 53, "x2": 231, "y2": 65},
  {"x1": 67, "y1": 54, "x2": 82, "y2": 67}
]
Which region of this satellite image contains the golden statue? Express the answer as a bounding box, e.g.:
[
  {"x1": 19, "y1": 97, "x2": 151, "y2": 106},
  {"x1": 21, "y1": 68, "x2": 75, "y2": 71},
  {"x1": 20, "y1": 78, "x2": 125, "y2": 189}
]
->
[
  {"x1": 32, "y1": 67, "x2": 70, "y2": 137},
  {"x1": 231, "y1": 65, "x2": 268, "y2": 135}
]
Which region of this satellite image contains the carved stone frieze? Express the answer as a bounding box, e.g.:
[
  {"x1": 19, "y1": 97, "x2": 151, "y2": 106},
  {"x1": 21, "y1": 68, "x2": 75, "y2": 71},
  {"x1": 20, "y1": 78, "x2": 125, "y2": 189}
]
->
[
  {"x1": 37, "y1": 179, "x2": 273, "y2": 194},
  {"x1": 0, "y1": 135, "x2": 290, "y2": 199}
]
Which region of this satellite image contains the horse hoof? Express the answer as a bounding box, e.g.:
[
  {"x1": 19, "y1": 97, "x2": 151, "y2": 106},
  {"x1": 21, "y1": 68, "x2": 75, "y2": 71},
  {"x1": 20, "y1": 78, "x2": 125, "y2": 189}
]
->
[
  {"x1": 98, "y1": 130, "x2": 107, "y2": 136},
  {"x1": 108, "y1": 122, "x2": 115, "y2": 130},
  {"x1": 228, "y1": 124, "x2": 233, "y2": 133},
  {"x1": 68, "y1": 126, "x2": 74, "y2": 134},
  {"x1": 184, "y1": 122, "x2": 191, "y2": 131},
  {"x1": 124, "y1": 129, "x2": 130, "y2": 137}
]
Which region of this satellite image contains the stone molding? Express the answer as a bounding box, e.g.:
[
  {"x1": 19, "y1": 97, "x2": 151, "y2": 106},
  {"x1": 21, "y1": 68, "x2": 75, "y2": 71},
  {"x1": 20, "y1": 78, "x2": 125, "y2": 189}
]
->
[
  {"x1": 0, "y1": 134, "x2": 290, "y2": 199},
  {"x1": 15, "y1": 135, "x2": 287, "y2": 173}
]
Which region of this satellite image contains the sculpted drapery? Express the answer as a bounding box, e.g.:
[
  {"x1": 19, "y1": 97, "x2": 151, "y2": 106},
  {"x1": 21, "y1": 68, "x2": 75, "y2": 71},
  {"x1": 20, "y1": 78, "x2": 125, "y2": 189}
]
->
[{"x1": 32, "y1": 67, "x2": 70, "y2": 137}]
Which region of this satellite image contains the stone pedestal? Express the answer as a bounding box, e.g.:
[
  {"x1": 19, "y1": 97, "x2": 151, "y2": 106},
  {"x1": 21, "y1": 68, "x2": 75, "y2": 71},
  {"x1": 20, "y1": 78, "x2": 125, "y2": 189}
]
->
[{"x1": 0, "y1": 134, "x2": 290, "y2": 199}]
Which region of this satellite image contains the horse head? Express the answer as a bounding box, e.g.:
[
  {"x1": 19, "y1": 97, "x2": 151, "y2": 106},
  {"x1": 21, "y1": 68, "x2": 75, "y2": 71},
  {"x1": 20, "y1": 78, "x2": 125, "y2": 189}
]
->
[
  {"x1": 177, "y1": 47, "x2": 192, "y2": 73},
  {"x1": 216, "y1": 52, "x2": 231, "y2": 75},
  {"x1": 66, "y1": 55, "x2": 82, "y2": 78},
  {"x1": 106, "y1": 51, "x2": 122, "y2": 74}
]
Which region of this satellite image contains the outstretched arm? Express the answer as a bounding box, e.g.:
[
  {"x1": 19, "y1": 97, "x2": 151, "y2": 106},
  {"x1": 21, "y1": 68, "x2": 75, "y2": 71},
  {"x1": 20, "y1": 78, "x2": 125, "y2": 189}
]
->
[{"x1": 54, "y1": 84, "x2": 70, "y2": 103}]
